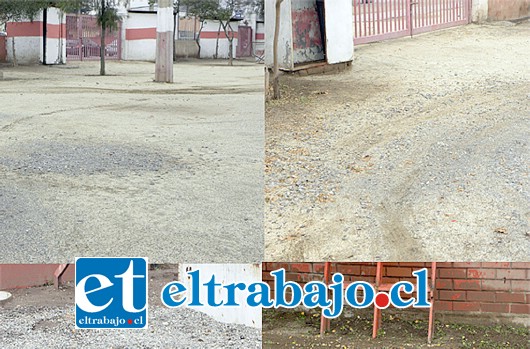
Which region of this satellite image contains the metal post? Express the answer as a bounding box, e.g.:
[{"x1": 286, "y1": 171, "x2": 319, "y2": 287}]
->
[
  {"x1": 54, "y1": 264, "x2": 69, "y2": 289},
  {"x1": 42, "y1": 8, "x2": 47, "y2": 64},
  {"x1": 78, "y1": 13, "x2": 83, "y2": 61}
]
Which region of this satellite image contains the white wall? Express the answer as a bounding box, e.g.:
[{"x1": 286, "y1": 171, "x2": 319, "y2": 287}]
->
[
  {"x1": 6, "y1": 36, "x2": 40, "y2": 64},
  {"x1": 199, "y1": 20, "x2": 239, "y2": 59},
  {"x1": 179, "y1": 264, "x2": 262, "y2": 328},
  {"x1": 122, "y1": 12, "x2": 157, "y2": 61},
  {"x1": 126, "y1": 39, "x2": 156, "y2": 61}
]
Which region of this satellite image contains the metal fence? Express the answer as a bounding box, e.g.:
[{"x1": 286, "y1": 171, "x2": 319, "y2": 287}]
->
[
  {"x1": 66, "y1": 14, "x2": 121, "y2": 60},
  {"x1": 353, "y1": 0, "x2": 471, "y2": 44}
]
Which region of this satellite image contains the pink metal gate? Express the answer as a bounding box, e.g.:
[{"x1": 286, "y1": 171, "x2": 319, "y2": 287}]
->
[
  {"x1": 66, "y1": 14, "x2": 121, "y2": 60},
  {"x1": 353, "y1": 0, "x2": 471, "y2": 44},
  {"x1": 237, "y1": 26, "x2": 253, "y2": 58}
]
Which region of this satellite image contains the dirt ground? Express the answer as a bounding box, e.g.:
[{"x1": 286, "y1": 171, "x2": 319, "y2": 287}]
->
[
  {"x1": 0, "y1": 59, "x2": 264, "y2": 263},
  {"x1": 0, "y1": 266, "x2": 261, "y2": 348},
  {"x1": 265, "y1": 22, "x2": 530, "y2": 261},
  {"x1": 263, "y1": 308, "x2": 530, "y2": 349}
]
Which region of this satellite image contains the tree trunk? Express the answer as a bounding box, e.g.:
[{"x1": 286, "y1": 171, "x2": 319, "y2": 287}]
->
[
  {"x1": 214, "y1": 21, "x2": 221, "y2": 59},
  {"x1": 221, "y1": 22, "x2": 233, "y2": 66},
  {"x1": 100, "y1": 24, "x2": 106, "y2": 75},
  {"x1": 173, "y1": 11, "x2": 177, "y2": 61},
  {"x1": 227, "y1": 22, "x2": 233, "y2": 66},
  {"x1": 100, "y1": 0, "x2": 106, "y2": 76},
  {"x1": 228, "y1": 37, "x2": 233, "y2": 66},
  {"x1": 272, "y1": 0, "x2": 283, "y2": 99},
  {"x1": 196, "y1": 21, "x2": 204, "y2": 59}
]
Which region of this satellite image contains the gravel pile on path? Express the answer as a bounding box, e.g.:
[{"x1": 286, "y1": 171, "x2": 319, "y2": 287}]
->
[
  {"x1": 265, "y1": 23, "x2": 530, "y2": 261},
  {"x1": 0, "y1": 305, "x2": 261, "y2": 349},
  {"x1": 0, "y1": 141, "x2": 188, "y2": 176}
]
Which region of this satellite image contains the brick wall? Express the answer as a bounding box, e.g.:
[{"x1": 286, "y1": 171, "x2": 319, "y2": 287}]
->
[
  {"x1": 262, "y1": 262, "x2": 530, "y2": 316},
  {"x1": 0, "y1": 264, "x2": 74, "y2": 289}
]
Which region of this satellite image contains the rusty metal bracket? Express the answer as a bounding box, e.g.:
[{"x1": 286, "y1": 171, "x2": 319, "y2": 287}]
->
[{"x1": 54, "y1": 264, "x2": 70, "y2": 289}]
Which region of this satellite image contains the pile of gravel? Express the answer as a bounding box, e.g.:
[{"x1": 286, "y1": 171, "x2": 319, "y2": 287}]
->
[
  {"x1": 0, "y1": 305, "x2": 261, "y2": 349},
  {"x1": 0, "y1": 141, "x2": 187, "y2": 176}
]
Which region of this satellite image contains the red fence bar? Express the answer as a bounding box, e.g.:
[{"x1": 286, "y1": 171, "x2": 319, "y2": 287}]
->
[{"x1": 65, "y1": 14, "x2": 121, "y2": 61}]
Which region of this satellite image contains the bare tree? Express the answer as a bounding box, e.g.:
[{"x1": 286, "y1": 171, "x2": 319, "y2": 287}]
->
[
  {"x1": 216, "y1": 0, "x2": 263, "y2": 66},
  {"x1": 215, "y1": 0, "x2": 237, "y2": 66}
]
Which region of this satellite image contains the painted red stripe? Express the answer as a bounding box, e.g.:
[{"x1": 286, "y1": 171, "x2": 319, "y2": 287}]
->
[
  {"x1": 126, "y1": 28, "x2": 156, "y2": 40},
  {"x1": 6, "y1": 22, "x2": 65, "y2": 38},
  {"x1": 200, "y1": 31, "x2": 238, "y2": 39},
  {"x1": 256, "y1": 33, "x2": 265, "y2": 40},
  {"x1": 6, "y1": 21, "x2": 42, "y2": 37},
  {"x1": 46, "y1": 23, "x2": 66, "y2": 39}
]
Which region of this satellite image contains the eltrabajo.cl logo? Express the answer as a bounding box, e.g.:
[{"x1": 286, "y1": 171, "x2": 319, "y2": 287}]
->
[{"x1": 75, "y1": 257, "x2": 148, "y2": 329}]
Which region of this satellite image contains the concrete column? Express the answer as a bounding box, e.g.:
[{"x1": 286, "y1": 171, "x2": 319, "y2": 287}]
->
[
  {"x1": 471, "y1": 0, "x2": 489, "y2": 23},
  {"x1": 155, "y1": 0, "x2": 173, "y2": 82},
  {"x1": 250, "y1": 13, "x2": 257, "y2": 54},
  {"x1": 42, "y1": 7, "x2": 66, "y2": 64}
]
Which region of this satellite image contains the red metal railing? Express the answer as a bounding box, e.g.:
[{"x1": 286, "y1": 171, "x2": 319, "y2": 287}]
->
[
  {"x1": 66, "y1": 14, "x2": 121, "y2": 61},
  {"x1": 353, "y1": 0, "x2": 471, "y2": 44}
]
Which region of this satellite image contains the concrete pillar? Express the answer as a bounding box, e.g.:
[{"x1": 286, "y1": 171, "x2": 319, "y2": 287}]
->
[
  {"x1": 155, "y1": 0, "x2": 173, "y2": 82},
  {"x1": 43, "y1": 7, "x2": 66, "y2": 64},
  {"x1": 179, "y1": 264, "x2": 262, "y2": 328},
  {"x1": 250, "y1": 13, "x2": 257, "y2": 54},
  {"x1": 471, "y1": 0, "x2": 489, "y2": 23}
]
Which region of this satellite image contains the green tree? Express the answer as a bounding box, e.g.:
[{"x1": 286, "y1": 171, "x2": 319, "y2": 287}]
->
[
  {"x1": 182, "y1": 0, "x2": 217, "y2": 58},
  {"x1": 0, "y1": 0, "x2": 84, "y2": 25},
  {"x1": 0, "y1": 0, "x2": 47, "y2": 24},
  {"x1": 87, "y1": 0, "x2": 122, "y2": 75},
  {"x1": 215, "y1": 0, "x2": 236, "y2": 66},
  {"x1": 215, "y1": 0, "x2": 263, "y2": 66}
]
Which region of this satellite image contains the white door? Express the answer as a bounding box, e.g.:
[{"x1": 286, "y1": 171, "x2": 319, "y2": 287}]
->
[{"x1": 324, "y1": 0, "x2": 354, "y2": 64}]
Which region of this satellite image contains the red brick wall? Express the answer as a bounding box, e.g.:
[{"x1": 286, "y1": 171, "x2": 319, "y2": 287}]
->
[
  {"x1": 0, "y1": 264, "x2": 74, "y2": 289},
  {"x1": 262, "y1": 262, "x2": 530, "y2": 316}
]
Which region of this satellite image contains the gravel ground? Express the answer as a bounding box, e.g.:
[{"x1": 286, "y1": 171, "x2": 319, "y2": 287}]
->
[
  {"x1": 0, "y1": 305, "x2": 261, "y2": 349},
  {"x1": 0, "y1": 269, "x2": 261, "y2": 348},
  {"x1": 265, "y1": 23, "x2": 530, "y2": 261},
  {"x1": 0, "y1": 60, "x2": 264, "y2": 263}
]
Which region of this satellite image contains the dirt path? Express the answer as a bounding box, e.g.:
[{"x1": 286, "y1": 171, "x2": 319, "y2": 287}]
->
[
  {"x1": 0, "y1": 60, "x2": 264, "y2": 263},
  {"x1": 265, "y1": 23, "x2": 530, "y2": 261},
  {"x1": 263, "y1": 309, "x2": 529, "y2": 348}
]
